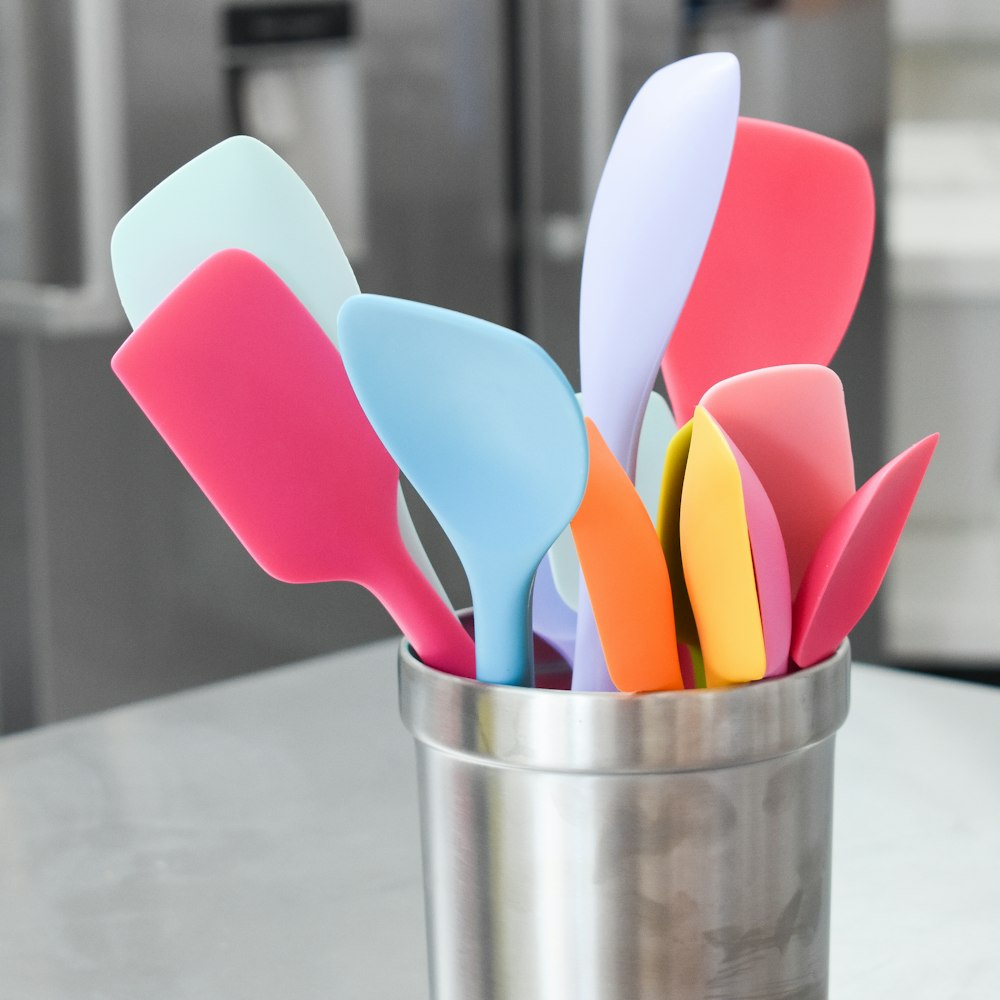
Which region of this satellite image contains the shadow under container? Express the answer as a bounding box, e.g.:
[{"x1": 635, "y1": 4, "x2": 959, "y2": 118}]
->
[{"x1": 399, "y1": 637, "x2": 851, "y2": 1000}]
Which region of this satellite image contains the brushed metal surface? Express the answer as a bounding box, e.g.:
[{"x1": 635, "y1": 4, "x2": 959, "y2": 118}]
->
[{"x1": 400, "y1": 639, "x2": 850, "y2": 999}]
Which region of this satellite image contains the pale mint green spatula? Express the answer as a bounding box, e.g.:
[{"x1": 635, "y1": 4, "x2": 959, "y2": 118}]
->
[
  {"x1": 338, "y1": 294, "x2": 588, "y2": 687},
  {"x1": 111, "y1": 135, "x2": 358, "y2": 342},
  {"x1": 110, "y1": 136, "x2": 448, "y2": 606}
]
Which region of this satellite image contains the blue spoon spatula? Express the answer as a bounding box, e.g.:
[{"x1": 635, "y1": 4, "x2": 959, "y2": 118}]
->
[{"x1": 338, "y1": 294, "x2": 588, "y2": 686}]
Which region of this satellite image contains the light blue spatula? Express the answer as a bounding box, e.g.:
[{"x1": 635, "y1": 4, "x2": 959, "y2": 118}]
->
[{"x1": 338, "y1": 294, "x2": 588, "y2": 687}]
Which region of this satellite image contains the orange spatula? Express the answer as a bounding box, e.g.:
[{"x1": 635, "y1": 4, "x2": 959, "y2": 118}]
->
[{"x1": 570, "y1": 420, "x2": 683, "y2": 693}]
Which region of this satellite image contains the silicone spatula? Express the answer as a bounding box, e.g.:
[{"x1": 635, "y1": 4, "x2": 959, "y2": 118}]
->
[
  {"x1": 700, "y1": 365, "x2": 855, "y2": 595},
  {"x1": 676, "y1": 411, "x2": 790, "y2": 678},
  {"x1": 574, "y1": 52, "x2": 739, "y2": 690},
  {"x1": 662, "y1": 116, "x2": 876, "y2": 423},
  {"x1": 579, "y1": 52, "x2": 739, "y2": 477},
  {"x1": 680, "y1": 407, "x2": 767, "y2": 686},
  {"x1": 110, "y1": 135, "x2": 449, "y2": 607},
  {"x1": 111, "y1": 136, "x2": 358, "y2": 338},
  {"x1": 635, "y1": 392, "x2": 679, "y2": 524},
  {"x1": 110, "y1": 249, "x2": 475, "y2": 678},
  {"x1": 530, "y1": 555, "x2": 576, "y2": 667},
  {"x1": 338, "y1": 294, "x2": 588, "y2": 687},
  {"x1": 656, "y1": 418, "x2": 698, "y2": 648},
  {"x1": 548, "y1": 391, "x2": 676, "y2": 612},
  {"x1": 726, "y1": 430, "x2": 792, "y2": 677},
  {"x1": 570, "y1": 420, "x2": 682, "y2": 693},
  {"x1": 792, "y1": 434, "x2": 939, "y2": 667}
]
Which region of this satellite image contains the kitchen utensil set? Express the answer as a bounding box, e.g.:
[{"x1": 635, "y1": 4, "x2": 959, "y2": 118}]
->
[{"x1": 109, "y1": 53, "x2": 936, "y2": 692}]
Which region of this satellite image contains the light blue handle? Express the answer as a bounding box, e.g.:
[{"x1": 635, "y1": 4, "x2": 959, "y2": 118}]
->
[{"x1": 470, "y1": 568, "x2": 536, "y2": 688}]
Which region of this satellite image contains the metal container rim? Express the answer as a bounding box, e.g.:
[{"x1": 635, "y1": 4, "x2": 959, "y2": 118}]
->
[{"x1": 398, "y1": 632, "x2": 851, "y2": 774}]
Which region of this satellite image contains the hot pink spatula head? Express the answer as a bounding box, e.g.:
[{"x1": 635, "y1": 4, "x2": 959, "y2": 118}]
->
[
  {"x1": 111, "y1": 248, "x2": 475, "y2": 678},
  {"x1": 792, "y1": 434, "x2": 939, "y2": 667},
  {"x1": 662, "y1": 116, "x2": 875, "y2": 424}
]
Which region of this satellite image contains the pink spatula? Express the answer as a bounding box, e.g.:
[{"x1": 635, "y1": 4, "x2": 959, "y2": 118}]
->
[
  {"x1": 111, "y1": 248, "x2": 475, "y2": 678},
  {"x1": 792, "y1": 434, "x2": 939, "y2": 667},
  {"x1": 662, "y1": 117, "x2": 875, "y2": 424},
  {"x1": 700, "y1": 365, "x2": 855, "y2": 595}
]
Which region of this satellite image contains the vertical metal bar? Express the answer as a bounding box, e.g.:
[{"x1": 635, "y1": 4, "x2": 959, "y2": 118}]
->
[
  {"x1": 71, "y1": 0, "x2": 127, "y2": 306},
  {"x1": 501, "y1": 0, "x2": 528, "y2": 335},
  {"x1": 578, "y1": 0, "x2": 619, "y2": 214}
]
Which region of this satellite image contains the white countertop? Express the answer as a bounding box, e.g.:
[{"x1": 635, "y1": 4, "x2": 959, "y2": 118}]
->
[{"x1": 0, "y1": 642, "x2": 997, "y2": 998}]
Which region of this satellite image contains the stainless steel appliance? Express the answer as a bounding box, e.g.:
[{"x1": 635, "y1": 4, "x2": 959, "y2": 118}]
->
[{"x1": 0, "y1": 0, "x2": 887, "y2": 729}]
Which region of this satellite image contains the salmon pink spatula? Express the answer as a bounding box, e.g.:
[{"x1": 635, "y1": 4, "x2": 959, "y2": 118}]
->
[
  {"x1": 792, "y1": 434, "x2": 939, "y2": 667},
  {"x1": 338, "y1": 294, "x2": 588, "y2": 688},
  {"x1": 700, "y1": 365, "x2": 855, "y2": 595},
  {"x1": 111, "y1": 249, "x2": 475, "y2": 678},
  {"x1": 662, "y1": 117, "x2": 876, "y2": 424}
]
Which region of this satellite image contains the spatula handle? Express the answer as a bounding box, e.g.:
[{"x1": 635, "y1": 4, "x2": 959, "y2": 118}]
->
[
  {"x1": 571, "y1": 582, "x2": 616, "y2": 692},
  {"x1": 468, "y1": 575, "x2": 535, "y2": 688},
  {"x1": 372, "y1": 550, "x2": 476, "y2": 679}
]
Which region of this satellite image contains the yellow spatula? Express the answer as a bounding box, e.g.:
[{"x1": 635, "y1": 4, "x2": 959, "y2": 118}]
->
[{"x1": 680, "y1": 407, "x2": 767, "y2": 686}]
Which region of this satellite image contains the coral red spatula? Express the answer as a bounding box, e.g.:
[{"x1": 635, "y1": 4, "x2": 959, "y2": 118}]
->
[{"x1": 662, "y1": 117, "x2": 875, "y2": 424}]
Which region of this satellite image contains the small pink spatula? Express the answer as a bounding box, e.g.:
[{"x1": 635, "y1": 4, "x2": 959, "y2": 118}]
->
[
  {"x1": 792, "y1": 434, "x2": 939, "y2": 667},
  {"x1": 111, "y1": 248, "x2": 475, "y2": 678}
]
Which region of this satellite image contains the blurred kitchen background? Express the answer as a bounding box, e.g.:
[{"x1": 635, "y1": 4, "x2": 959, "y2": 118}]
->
[{"x1": 0, "y1": 0, "x2": 995, "y2": 731}]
